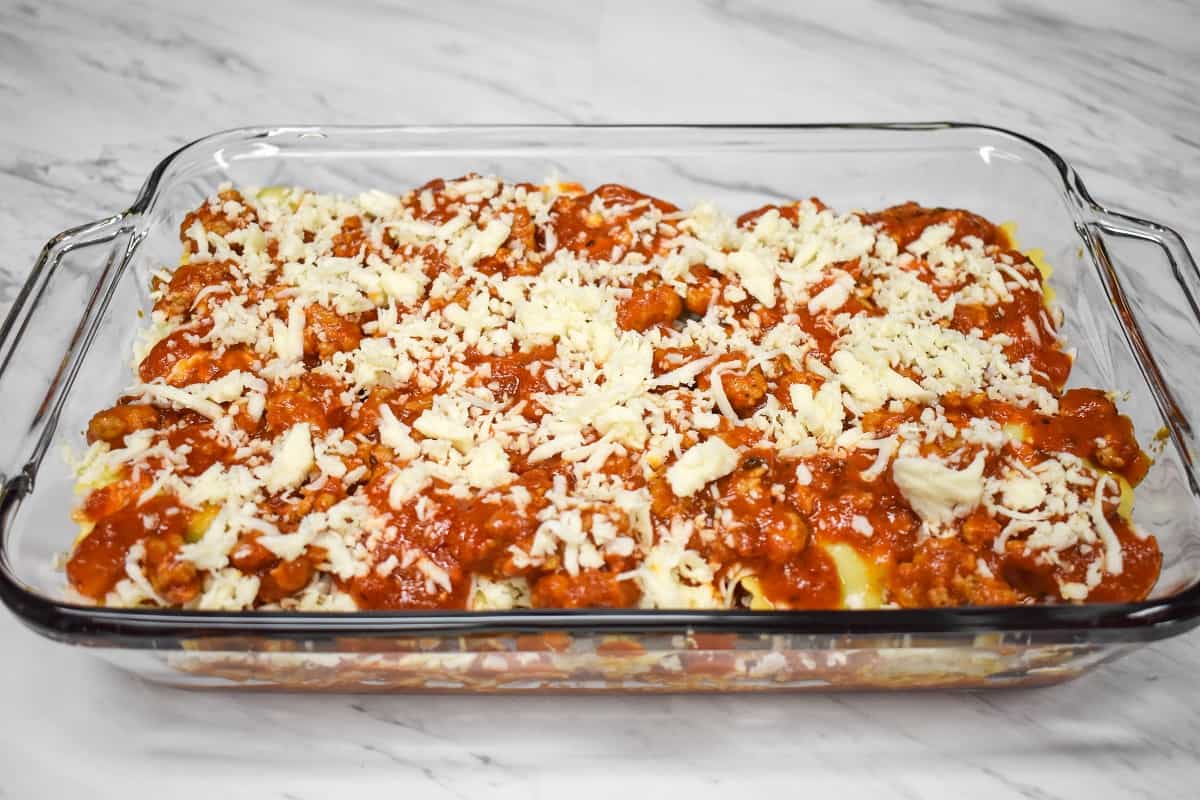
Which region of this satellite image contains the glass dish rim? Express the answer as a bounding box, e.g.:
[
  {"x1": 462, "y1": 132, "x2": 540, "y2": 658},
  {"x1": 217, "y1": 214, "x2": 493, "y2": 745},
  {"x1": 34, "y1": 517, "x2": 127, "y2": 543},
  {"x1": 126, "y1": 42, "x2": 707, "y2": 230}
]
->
[{"x1": 3, "y1": 120, "x2": 1200, "y2": 645}]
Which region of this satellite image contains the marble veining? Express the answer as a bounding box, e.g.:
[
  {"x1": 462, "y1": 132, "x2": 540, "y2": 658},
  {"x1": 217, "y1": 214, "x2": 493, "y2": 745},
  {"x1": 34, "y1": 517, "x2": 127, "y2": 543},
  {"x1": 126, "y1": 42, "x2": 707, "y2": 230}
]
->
[{"x1": 2, "y1": 0, "x2": 1199, "y2": 797}]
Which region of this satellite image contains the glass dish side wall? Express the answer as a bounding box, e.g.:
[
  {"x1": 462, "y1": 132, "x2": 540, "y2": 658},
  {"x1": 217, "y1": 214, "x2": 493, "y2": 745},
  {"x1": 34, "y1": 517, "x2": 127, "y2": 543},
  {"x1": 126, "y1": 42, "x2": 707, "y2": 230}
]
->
[
  {"x1": 2, "y1": 125, "x2": 1200, "y2": 692},
  {"x1": 93, "y1": 630, "x2": 1136, "y2": 692}
]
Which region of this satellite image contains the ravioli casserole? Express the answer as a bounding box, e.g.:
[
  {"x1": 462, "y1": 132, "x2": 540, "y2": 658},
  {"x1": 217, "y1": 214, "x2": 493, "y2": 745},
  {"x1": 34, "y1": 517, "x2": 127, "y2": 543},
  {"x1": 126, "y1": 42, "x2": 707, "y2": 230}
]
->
[{"x1": 63, "y1": 176, "x2": 1161, "y2": 612}]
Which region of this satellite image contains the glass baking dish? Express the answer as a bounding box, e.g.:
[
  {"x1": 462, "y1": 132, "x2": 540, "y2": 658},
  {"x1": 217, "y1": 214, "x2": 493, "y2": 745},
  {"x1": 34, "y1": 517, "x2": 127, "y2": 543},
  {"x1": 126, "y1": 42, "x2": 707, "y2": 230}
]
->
[{"x1": 3, "y1": 123, "x2": 1200, "y2": 692}]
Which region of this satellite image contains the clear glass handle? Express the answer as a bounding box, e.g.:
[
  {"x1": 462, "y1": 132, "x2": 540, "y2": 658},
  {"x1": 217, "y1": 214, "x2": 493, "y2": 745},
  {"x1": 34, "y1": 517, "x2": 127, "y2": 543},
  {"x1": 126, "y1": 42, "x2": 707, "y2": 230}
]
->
[
  {"x1": 1085, "y1": 207, "x2": 1200, "y2": 481},
  {"x1": 0, "y1": 214, "x2": 132, "y2": 484}
]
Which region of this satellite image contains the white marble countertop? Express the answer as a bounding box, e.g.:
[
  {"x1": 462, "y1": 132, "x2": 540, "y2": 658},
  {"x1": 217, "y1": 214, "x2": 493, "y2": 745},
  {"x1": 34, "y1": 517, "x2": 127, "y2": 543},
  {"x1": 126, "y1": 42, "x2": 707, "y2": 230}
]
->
[{"x1": 2, "y1": 1, "x2": 1199, "y2": 797}]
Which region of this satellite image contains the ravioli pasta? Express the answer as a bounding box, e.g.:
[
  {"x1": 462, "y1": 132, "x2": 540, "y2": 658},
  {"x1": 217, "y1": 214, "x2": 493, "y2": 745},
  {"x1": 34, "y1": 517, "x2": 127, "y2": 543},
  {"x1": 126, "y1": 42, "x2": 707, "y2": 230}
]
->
[{"x1": 64, "y1": 177, "x2": 1161, "y2": 612}]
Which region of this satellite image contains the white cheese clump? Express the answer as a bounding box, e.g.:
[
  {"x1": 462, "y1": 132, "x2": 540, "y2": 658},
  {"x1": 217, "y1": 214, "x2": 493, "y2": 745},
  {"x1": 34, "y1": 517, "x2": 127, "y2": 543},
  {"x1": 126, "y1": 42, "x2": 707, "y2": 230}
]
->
[
  {"x1": 667, "y1": 438, "x2": 740, "y2": 497},
  {"x1": 264, "y1": 423, "x2": 314, "y2": 494},
  {"x1": 892, "y1": 453, "x2": 986, "y2": 531},
  {"x1": 465, "y1": 440, "x2": 514, "y2": 489},
  {"x1": 414, "y1": 406, "x2": 475, "y2": 453},
  {"x1": 377, "y1": 405, "x2": 421, "y2": 461}
]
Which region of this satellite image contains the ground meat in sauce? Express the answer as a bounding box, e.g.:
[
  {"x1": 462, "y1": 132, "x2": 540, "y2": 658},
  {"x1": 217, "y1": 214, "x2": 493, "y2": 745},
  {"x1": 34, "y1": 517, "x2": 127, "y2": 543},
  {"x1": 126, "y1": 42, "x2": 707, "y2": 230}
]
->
[
  {"x1": 87, "y1": 403, "x2": 161, "y2": 447},
  {"x1": 618, "y1": 281, "x2": 684, "y2": 331},
  {"x1": 66, "y1": 177, "x2": 1162, "y2": 613},
  {"x1": 153, "y1": 260, "x2": 235, "y2": 318},
  {"x1": 861, "y1": 202, "x2": 1006, "y2": 249},
  {"x1": 179, "y1": 188, "x2": 257, "y2": 256},
  {"x1": 302, "y1": 303, "x2": 362, "y2": 361}
]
